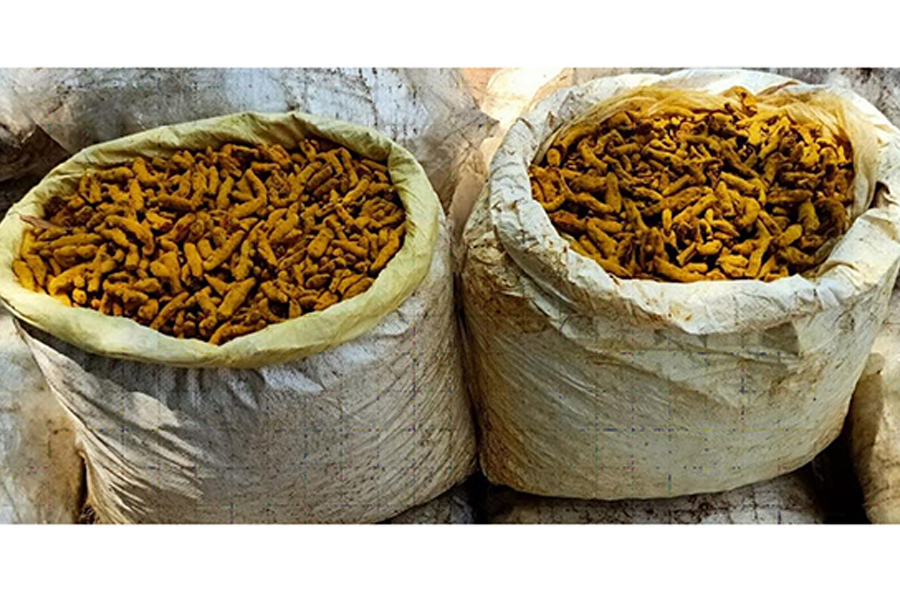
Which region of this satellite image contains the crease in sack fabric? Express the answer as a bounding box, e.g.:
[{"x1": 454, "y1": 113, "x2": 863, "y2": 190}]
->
[
  {"x1": 0, "y1": 111, "x2": 476, "y2": 523},
  {"x1": 462, "y1": 69, "x2": 900, "y2": 500},
  {"x1": 849, "y1": 285, "x2": 900, "y2": 524},
  {"x1": 0, "y1": 307, "x2": 84, "y2": 524}
]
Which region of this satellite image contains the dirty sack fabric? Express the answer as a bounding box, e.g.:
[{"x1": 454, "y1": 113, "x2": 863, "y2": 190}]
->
[
  {"x1": 0, "y1": 307, "x2": 83, "y2": 524},
  {"x1": 461, "y1": 68, "x2": 900, "y2": 500},
  {"x1": 1, "y1": 110, "x2": 475, "y2": 523},
  {"x1": 484, "y1": 469, "x2": 826, "y2": 524},
  {"x1": 849, "y1": 284, "x2": 900, "y2": 524}
]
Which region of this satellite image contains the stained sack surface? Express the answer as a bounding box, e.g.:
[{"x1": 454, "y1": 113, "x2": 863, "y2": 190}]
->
[
  {"x1": 0, "y1": 111, "x2": 475, "y2": 523},
  {"x1": 461, "y1": 69, "x2": 900, "y2": 500}
]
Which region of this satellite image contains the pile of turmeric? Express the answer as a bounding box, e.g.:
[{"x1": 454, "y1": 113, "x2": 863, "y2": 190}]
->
[
  {"x1": 13, "y1": 138, "x2": 406, "y2": 344},
  {"x1": 529, "y1": 86, "x2": 856, "y2": 282}
]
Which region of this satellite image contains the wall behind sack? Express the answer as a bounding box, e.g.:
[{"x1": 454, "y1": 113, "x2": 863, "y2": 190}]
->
[
  {"x1": 0, "y1": 70, "x2": 70, "y2": 220},
  {"x1": 3, "y1": 68, "x2": 497, "y2": 214},
  {"x1": 754, "y1": 69, "x2": 900, "y2": 127}
]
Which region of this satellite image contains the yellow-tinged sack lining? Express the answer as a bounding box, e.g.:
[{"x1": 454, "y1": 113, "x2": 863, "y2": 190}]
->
[{"x1": 0, "y1": 111, "x2": 440, "y2": 368}]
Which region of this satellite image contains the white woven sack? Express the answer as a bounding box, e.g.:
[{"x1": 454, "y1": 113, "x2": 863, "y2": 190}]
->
[{"x1": 462, "y1": 69, "x2": 900, "y2": 499}]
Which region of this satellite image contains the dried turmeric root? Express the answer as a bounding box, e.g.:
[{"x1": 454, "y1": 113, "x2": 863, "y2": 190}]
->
[
  {"x1": 530, "y1": 86, "x2": 856, "y2": 282},
  {"x1": 14, "y1": 137, "x2": 407, "y2": 344}
]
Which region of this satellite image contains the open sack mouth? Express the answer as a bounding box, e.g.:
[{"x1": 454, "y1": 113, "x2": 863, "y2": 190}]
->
[
  {"x1": 464, "y1": 69, "x2": 900, "y2": 501},
  {"x1": 529, "y1": 85, "x2": 859, "y2": 283},
  {"x1": 0, "y1": 111, "x2": 441, "y2": 368},
  {"x1": 11, "y1": 136, "x2": 406, "y2": 346}
]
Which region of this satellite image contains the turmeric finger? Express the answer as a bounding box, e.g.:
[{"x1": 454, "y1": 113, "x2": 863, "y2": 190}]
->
[
  {"x1": 107, "y1": 215, "x2": 155, "y2": 255},
  {"x1": 696, "y1": 240, "x2": 723, "y2": 256},
  {"x1": 746, "y1": 239, "x2": 772, "y2": 279},
  {"x1": 203, "y1": 275, "x2": 230, "y2": 297},
  {"x1": 216, "y1": 176, "x2": 235, "y2": 210},
  {"x1": 128, "y1": 179, "x2": 145, "y2": 212},
  {"x1": 47, "y1": 264, "x2": 90, "y2": 296},
  {"x1": 132, "y1": 158, "x2": 160, "y2": 186},
  {"x1": 137, "y1": 299, "x2": 160, "y2": 323},
  {"x1": 798, "y1": 200, "x2": 820, "y2": 233},
  {"x1": 332, "y1": 239, "x2": 368, "y2": 259},
  {"x1": 150, "y1": 292, "x2": 190, "y2": 330},
  {"x1": 23, "y1": 254, "x2": 48, "y2": 287},
  {"x1": 306, "y1": 165, "x2": 334, "y2": 192},
  {"x1": 260, "y1": 281, "x2": 289, "y2": 304},
  {"x1": 370, "y1": 228, "x2": 403, "y2": 272},
  {"x1": 270, "y1": 211, "x2": 300, "y2": 244},
  {"x1": 217, "y1": 278, "x2": 256, "y2": 320},
  {"x1": 183, "y1": 242, "x2": 204, "y2": 279},
  {"x1": 257, "y1": 234, "x2": 279, "y2": 268},
  {"x1": 209, "y1": 320, "x2": 265, "y2": 345},
  {"x1": 343, "y1": 276, "x2": 373, "y2": 299},
  {"x1": 150, "y1": 256, "x2": 183, "y2": 295},
  {"x1": 586, "y1": 219, "x2": 618, "y2": 257},
  {"x1": 155, "y1": 194, "x2": 196, "y2": 213},
  {"x1": 342, "y1": 177, "x2": 371, "y2": 205},
  {"x1": 308, "y1": 228, "x2": 335, "y2": 260},
  {"x1": 231, "y1": 193, "x2": 266, "y2": 220},
  {"x1": 203, "y1": 230, "x2": 246, "y2": 272},
  {"x1": 233, "y1": 237, "x2": 255, "y2": 281},
  {"x1": 655, "y1": 258, "x2": 705, "y2": 282},
  {"x1": 774, "y1": 224, "x2": 803, "y2": 248},
  {"x1": 13, "y1": 260, "x2": 37, "y2": 291}
]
